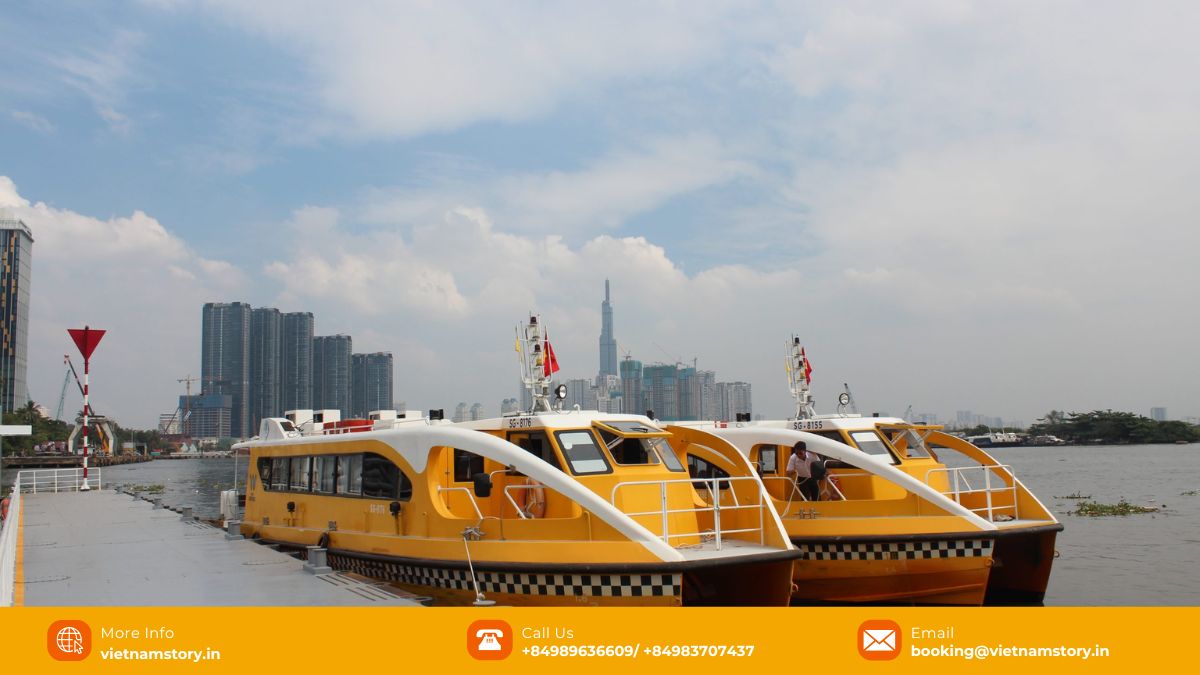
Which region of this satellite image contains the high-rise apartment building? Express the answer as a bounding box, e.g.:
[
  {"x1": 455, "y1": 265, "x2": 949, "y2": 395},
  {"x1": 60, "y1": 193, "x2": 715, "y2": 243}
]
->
[
  {"x1": 312, "y1": 335, "x2": 352, "y2": 416},
  {"x1": 619, "y1": 357, "x2": 643, "y2": 415},
  {"x1": 642, "y1": 364, "x2": 679, "y2": 420},
  {"x1": 716, "y1": 381, "x2": 753, "y2": 422},
  {"x1": 0, "y1": 214, "x2": 32, "y2": 413},
  {"x1": 469, "y1": 403, "x2": 483, "y2": 421},
  {"x1": 1150, "y1": 407, "x2": 1167, "y2": 422},
  {"x1": 351, "y1": 351, "x2": 393, "y2": 417},
  {"x1": 500, "y1": 398, "x2": 520, "y2": 415},
  {"x1": 249, "y1": 307, "x2": 282, "y2": 433},
  {"x1": 599, "y1": 279, "x2": 618, "y2": 378},
  {"x1": 453, "y1": 402, "x2": 469, "y2": 423},
  {"x1": 281, "y1": 312, "x2": 314, "y2": 411},
  {"x1": 201, "y1": 302, "x2": 251, "y2": 437},
  {"x1": 179, "y1": 394, "x2": 233, "y2": 438}
]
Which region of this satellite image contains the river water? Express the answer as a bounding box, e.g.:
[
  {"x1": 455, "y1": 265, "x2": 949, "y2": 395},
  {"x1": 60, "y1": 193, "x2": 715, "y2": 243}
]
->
[{"x1": 9, "y1": 444, "x2": 1198, "y2": 605}]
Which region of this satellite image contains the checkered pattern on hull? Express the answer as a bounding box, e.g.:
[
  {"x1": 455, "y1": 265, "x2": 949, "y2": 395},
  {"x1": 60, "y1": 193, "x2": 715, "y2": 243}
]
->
[
  {"x1": 327, "y1": 552, "x2": 681, "y2": 598},
  {"x1": 796, "y1": 539, "x2": 993, "y2": 561}
]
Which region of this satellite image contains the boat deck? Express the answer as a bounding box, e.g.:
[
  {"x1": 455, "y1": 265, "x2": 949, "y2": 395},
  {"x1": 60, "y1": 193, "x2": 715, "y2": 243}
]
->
[
  {"x1": 16, "y1": 490, "x2": 421, "y2": 606},
  {"x1": 673, "y1": 539, "x2": 788, "y2": 560}
]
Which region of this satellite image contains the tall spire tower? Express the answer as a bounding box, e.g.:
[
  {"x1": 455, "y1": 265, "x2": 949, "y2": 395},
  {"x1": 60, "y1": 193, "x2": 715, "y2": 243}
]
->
[{"x1": 599, "y1": 279, "x2": 618, "y2": 377}]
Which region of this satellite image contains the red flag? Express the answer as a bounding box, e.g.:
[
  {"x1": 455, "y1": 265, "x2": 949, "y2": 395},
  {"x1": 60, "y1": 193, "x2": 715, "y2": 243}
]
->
[
  {"x1": 802, "y1": 347, "x2": 812, "y2": 382},
  {"x1": 543, "y1": 336, "x2": 560, "y2": 377}
]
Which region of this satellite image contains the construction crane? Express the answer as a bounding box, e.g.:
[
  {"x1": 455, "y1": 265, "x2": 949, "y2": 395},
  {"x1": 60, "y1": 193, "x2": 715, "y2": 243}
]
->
[{"x1": 55, "y1": 355, "x2": 85, "y2": 421}]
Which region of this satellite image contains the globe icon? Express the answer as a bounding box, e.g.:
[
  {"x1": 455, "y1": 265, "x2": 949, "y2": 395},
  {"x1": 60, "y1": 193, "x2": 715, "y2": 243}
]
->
[{"x1": 56, "y1": 627, "x2": 84, "y2": 654}]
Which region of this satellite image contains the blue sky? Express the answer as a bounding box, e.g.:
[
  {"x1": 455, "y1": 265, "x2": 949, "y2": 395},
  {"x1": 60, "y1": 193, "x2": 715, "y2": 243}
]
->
[{"x1": 3, "y1": 2, "x2": 1199, "y2": 428}]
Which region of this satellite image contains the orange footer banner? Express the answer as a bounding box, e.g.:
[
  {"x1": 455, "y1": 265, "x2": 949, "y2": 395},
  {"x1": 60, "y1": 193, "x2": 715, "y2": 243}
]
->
[{"x1": 1, "y1": 607, "x2": 1189, "y2": 672}]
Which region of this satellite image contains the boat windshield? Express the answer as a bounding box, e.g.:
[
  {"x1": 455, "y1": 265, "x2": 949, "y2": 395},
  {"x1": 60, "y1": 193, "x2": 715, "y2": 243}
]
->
[
  {"x1": 554, "y1": 430, "x2": 612, "y2": 475},
  {"x1": 595, "y1": 427, "x2": 685, "y2": 471},
  {"x1": 848, "y1": 430, "x2": 899, "y2": 464}
]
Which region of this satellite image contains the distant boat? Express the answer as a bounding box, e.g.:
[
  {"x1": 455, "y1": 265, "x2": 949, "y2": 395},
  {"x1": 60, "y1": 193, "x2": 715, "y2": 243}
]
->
[{"x1": 966, "y1": 431, "x2": 1025, "y2": 448}]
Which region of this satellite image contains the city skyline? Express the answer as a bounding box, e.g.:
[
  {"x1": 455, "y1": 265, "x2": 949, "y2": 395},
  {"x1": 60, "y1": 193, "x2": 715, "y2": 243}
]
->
[
  {"x1": 3, "y1": 5, "x2": 1198, "y2": 428},
  {"x1": 190, "y1": 303, "x2": 395, "y2": 437}
]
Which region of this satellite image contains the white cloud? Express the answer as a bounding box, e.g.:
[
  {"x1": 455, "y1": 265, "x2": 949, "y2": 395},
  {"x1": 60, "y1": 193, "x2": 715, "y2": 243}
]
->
[
  {"x1": 49, "y1": 29, "x2": 144, "y2": 133},
  {"x1": 9, "y1": 110, "x2": 55, "y2": 133},
  {"x1": 179, "y1": 0, "x2": 748, "y2": 138},
  {"x1": 5, "y1": 176, "x2": 241, "y2": 427},
  {"x1": 359, "y1": 135, "x2": 751, "y2": 234}
]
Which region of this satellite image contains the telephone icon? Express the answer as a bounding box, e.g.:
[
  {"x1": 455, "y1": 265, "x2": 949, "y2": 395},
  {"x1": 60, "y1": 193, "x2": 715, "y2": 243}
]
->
[
  {"x1": 476, "y1": 629, "x2": 504, "y2": 651},
  {"x1": 467, "y1": 620, "x2": 512, "y2": 660}
]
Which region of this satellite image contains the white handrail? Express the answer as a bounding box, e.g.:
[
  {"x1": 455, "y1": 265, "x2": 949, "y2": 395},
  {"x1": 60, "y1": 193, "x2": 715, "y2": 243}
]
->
[
  {"x1": 609, "y1": 476, "x2": 767, "y2": 549},
  {"x1": 1, "y1": 481, "x2": 21, "y2": 606},
  {"x1": 15, "y1": 468, "x2": 102, "y2": 493},
  {"x1": 925, "y1": 465, "x2": 1019, "y2": 521},
  {"x1": 436, "y1": 486, "x2": 485, "y2": 526}
]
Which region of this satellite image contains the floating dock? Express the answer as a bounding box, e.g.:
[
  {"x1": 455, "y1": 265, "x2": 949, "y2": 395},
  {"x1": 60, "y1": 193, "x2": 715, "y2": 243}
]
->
[{"x1": 11, "y1": 489, "x2": 421, "y2": 607}]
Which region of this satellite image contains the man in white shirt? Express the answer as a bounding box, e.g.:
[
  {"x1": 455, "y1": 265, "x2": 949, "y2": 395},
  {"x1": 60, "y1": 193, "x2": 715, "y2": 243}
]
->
[{"x1": 786, "y1": 441, "x2": 821, "y2": 502}]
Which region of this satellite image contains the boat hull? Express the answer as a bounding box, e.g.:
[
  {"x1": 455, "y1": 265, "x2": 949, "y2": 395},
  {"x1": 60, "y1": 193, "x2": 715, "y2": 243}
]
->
[
  {"x1": 984, "y1": 524, "x2": 1062, "y2": 605},
  {"x1": 319, "y1": 547, "x2": 797, "y2": 607},
  {"x1": 790, "y1": 535, "x2": 994, "y2": 605}
]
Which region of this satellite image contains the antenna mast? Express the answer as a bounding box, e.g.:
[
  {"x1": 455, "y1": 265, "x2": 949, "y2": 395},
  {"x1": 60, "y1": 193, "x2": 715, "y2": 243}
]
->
[
  {"x1": 516, "y1": 315, "x2": 552, "y2": 413},
  {"x1": 785, "y1": 336, "x2": 816, "y2": 419}
]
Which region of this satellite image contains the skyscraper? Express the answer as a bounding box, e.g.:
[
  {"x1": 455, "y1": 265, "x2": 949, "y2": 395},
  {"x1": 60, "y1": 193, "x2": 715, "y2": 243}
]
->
[
  {"x1": 249, "y1": 307, "x2": 282, "y2": 433},
  {"x1": 642, "y1": 364, "x2": 679, "y2": 420},
  {"x1": 716, "y1": 381, "x2": 753, "y2": 422},
  {"x1": 599, "y1": 279, "x2": 618, "y2": 378},
  {"x1": 0, "y1": 214, "x2": 33, "y2": 413},
  {"x1": 201, "y1": 302, "x2": 251, "y2": 437},
  {"x1": 619, "y1": 357, "x2": 642, "y2": 415},
  {"x1": 351, "y1": 351, "x2": 394, "y2": 417},
  {"x1": 281, "y1": 312, "x2": 314, "y2": 411},
  {"x1": 312, "y1": 335, "x2": 352, "y2": 416}
]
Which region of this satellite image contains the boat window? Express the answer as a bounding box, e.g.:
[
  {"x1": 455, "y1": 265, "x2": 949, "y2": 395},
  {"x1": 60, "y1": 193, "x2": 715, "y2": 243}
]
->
[
  {"x1": 610, "y1": 436, "x2": 659, "y2": 465},
  {"x1": 753, "y1": 445, "x2": 778, "y2": 474},
  {"x1": 595, "y1": 420, "x2": 662, "y2": 434},
  {"x1": 362, "y1": 452, "x2": 408, "y2": 500},
  {"x1": 279, "y1": 420, "x2": 297, "y2": 432},
  {"x1": 897, "y1": 431, "x2": 933, "y2": 459},
  {"x1": 289, "y1": 456, "x2": 311, "y2": 491},
  {"x1": 314, "y1": 456, "x2": 337, "y2": 494},
  {"x1": 453, "y1": 449, "x2": 486, "y2": 482},
  {"x1": 648, "y1": 437, "x2": 685, "y2": 472},
  {"x1": 270, "y1": 457, "x2": 289, "y2": 491},
  {"x1": 257, "y1": 457, "x2": 272, "y2": 487},
  {"x1": 686, "y1": 454, "x2": 730, "y2": 490},
  {"x1": 510, "y1": 432, "x2": 561, "y2": 471},
  {"x1": 339, "y1": 454, "x2": 363, "y2": 496},
  {"x1": 554, "y1": 430, "x2": 612, "y2": 475},
  {"x1": 849, "y1": 431, "x2": 899, "y2": 464}
]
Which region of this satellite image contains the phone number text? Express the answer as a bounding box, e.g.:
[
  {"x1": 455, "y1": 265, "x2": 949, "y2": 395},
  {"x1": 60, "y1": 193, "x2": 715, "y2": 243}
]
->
[{"x1": 522, "y1": 644, "x2": 756, "y2": 658}]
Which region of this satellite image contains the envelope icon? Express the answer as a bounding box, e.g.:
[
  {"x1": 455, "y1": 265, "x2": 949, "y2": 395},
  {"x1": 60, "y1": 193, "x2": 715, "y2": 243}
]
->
[
  {"x1": 858, "y1": 620, "x2": 901, "y2": 660},
  {"x1": 863, "y1": 629, "x2": 896, "y2": 651}
]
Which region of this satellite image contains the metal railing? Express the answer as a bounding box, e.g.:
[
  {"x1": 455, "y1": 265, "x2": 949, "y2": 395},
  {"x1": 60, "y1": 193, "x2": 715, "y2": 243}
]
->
[
  {"x1": 1, "y1": 483, "x2": 21, "y2": 606},
  {"x1": 925, "y1": 465, "x2": 1018, "y2": 522},
  {"x1": 610, "y1": 476, "x2": 767, "y2": 550},
  {"x1": 15, "y1": 468, "x2": 102, "y2": 493}
]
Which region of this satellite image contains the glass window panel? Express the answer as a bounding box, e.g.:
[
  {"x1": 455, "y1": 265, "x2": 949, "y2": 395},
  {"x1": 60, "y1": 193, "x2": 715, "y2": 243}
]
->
[
  {"x1": 289, "y1": 456, "x2": 310, "y2": 491},
  {"x1": 555, "y1": 430, "x2": 611, "y2": 475}
]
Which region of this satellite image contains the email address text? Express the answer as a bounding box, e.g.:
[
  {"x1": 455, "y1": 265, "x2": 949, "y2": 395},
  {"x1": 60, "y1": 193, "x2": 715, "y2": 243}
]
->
[{"x1": 911, "y1": 644, "x2": 1110, "y2": 660}]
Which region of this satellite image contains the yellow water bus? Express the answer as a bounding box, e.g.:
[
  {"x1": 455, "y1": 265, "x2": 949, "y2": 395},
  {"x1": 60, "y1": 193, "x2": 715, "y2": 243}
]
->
[
  {"x1": 234, "y1": 318, "x2": 798, "y2": 607},
  {"x1": 670, "y1": 421, "x2": 1000, "y2": 605},
  {"x1": 679, "y1": 338, "x2": 1061, "y2": 605}
]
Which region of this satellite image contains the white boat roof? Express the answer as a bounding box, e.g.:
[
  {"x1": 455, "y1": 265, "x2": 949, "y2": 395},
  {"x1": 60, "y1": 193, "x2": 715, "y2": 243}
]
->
[
  {"x1": 457, "y1": 410, "x2": 666, "y2": 432},
  {"x1": 676, "y1": 416, "x2": 911, "y2": 432},
  {"x1": 236, "y1": 422, "x2": 685, "y2": 561}
]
